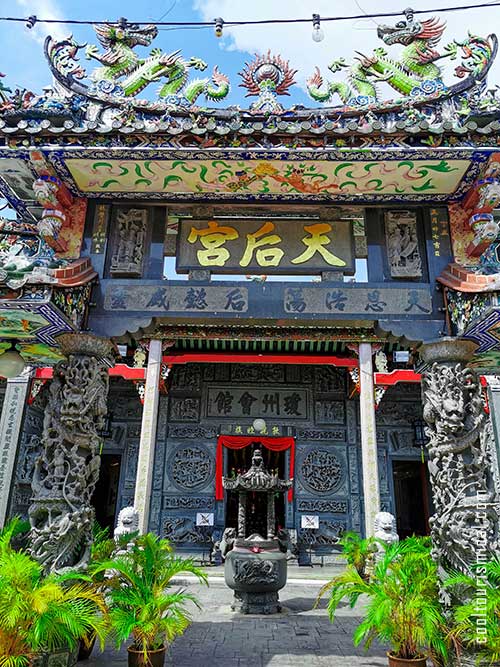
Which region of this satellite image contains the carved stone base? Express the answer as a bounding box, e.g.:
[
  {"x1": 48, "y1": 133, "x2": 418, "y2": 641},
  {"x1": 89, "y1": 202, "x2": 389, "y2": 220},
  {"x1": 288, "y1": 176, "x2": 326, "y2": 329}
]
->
[{"x1": 231, "y1": 590, "x2": 281, "y2": 615}]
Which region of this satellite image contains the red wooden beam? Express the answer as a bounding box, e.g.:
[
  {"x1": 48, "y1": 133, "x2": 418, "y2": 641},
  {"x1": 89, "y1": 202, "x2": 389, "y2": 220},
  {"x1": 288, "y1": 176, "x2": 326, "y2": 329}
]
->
[
  {"x1": 109, "y1": 365, "x2": 146, "y2": 380},
  {"x1": 34, "y1": 364, "x2": 146, "y2": 380},
  {"x1": 161, "y1": 352, "x2": 359, "y2": 368},
  {"x1": 373, "y1": 370, "x2": 421, "y2": 386}
]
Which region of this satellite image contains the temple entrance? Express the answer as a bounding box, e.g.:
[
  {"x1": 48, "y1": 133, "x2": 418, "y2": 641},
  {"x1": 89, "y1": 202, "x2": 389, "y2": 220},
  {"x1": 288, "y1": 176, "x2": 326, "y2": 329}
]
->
[
  {"x1": 91, "y1": 454, "x2": 122, "y2": 531},
  {"x1": 225, "y1": 444, "x2": 286, "y2": 537},
  {"x1": 392, "y1": 460, "x2": 430, "y2": 538}
]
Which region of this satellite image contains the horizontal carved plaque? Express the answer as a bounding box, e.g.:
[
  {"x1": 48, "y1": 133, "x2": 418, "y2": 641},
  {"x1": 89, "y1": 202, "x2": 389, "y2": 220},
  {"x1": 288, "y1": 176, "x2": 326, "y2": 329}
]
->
[
  {"x1": 176, "y1": 218, "x2": 355, "y2": 275},
  {"x1": 207, "y1": 385, "x2": 308, "y2": 420}
]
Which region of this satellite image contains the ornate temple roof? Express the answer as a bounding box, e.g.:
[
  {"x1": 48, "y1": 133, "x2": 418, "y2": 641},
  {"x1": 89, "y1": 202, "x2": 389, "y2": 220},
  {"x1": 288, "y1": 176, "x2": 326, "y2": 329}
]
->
[{"x1": 0, "y1": 9, "x2": 499, "y2": 214}]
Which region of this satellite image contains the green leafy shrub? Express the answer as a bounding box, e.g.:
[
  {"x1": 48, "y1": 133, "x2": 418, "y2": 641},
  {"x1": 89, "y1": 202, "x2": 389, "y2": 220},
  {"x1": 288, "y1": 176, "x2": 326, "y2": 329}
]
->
[
  {"x1": 0, "y1": 518, "x2": 107, "y2": 667},
  {"x1": 318, "y1": 536, "x2": 448, "y2": 663},
  {"x1": 91, "y1": 532, "x2": 207, "y2": 660},
  {"x1": 444, "y1": 558, "x2": 500, "y2": 665}
]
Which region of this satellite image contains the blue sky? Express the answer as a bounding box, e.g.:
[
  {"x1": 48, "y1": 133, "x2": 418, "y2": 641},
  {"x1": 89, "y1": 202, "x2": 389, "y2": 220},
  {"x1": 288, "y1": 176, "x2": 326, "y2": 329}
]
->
[{"x1": 3, "y1": 0, "x2": 500, "y2": 109}]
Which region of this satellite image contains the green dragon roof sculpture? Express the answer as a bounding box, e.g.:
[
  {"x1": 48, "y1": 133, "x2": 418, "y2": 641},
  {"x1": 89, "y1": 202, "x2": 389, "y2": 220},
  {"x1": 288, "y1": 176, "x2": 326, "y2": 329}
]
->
[{"x1": 0, "y1": 8, "x2": 498, "y2": 128}]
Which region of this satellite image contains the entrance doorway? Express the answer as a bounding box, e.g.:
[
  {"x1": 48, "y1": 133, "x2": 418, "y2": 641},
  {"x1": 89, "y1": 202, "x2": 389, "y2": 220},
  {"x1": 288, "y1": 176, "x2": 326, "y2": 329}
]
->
[
  {"x1": 91, "y1": 454, "x2": 122, "y2": 531},
  {"x1": 392, "y1": 460, "x2": 430, "y2": 538},
  {"x1": 225, "y1": 444, "x2": 286, "y2": 537}
]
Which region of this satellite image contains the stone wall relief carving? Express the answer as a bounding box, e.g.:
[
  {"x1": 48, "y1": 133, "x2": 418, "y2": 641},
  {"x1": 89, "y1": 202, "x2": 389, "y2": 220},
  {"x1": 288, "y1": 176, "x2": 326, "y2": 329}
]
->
[
  {"x1": 163, "y1": 516, "x2": 212, "y2": 544},
  {"x1": 314, "y1": 400, "x2": 345, "y2": 425},
  {"x1": 231, "y1": 364, "x2": 285, "y2": 383},
  {"x1": 297, "y1": 499, "x2": 348, "y2": 513},
  {"x1": 299, "y1": 447, "x2": 345, "y2": 495},
  {"x1": 169, "y1": 397, "x2": 200, "y2": 422},
  {"x1": 163, "y1": 496, "x2": 215, "y2": 510},
  {"x1": 171, "y1": 364, "x2": 202, "y2": 392},
  {"x1": 314, "y1": 367, "x2": 346, "y2": 394},
  {"x1": 384, "y1": 210, "x2": 423, "y2": 278},
  {"x1": 168, "y1": 424, "x2": 217, "y2": 439},
  {"x1": 298, "y1": 519, "x2": 346, "y2": 546},
  {"x1": 110, "y1": 208, "x2": 148, "y2": 277},
  {"x1": 168, "y1": 444, "x2": 213, "y2": 491}
]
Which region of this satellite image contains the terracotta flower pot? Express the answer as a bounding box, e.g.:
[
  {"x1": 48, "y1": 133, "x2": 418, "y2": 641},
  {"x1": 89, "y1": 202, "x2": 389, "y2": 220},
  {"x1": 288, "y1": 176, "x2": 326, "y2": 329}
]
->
[
  {"x1": 127, "y1": 645, "x2": 166, "y2": 667},
  {"x1": 387, "y1": 652, "x2": 427, "y2": 667}
]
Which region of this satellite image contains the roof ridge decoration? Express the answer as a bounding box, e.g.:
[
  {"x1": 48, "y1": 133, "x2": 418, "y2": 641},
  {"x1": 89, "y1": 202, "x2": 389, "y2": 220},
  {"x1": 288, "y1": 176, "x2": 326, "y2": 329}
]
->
[{"x1": 0, "y1": 8, "x2": 498, "y2": 130}]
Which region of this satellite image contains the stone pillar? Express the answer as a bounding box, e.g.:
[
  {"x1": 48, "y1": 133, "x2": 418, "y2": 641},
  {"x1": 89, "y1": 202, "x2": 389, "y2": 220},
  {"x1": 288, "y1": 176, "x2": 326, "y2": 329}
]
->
[
  {"x1": 421, "y1": 338, "x2": 500, "y2": 577},
  {"x1": 0, "y1": 371, "x2": 31, "y2": 527},
  {"x1": 29, "y1": 334, "x2": 114, "y2": 573},
  {"x1": 358, "y1": 342, "x2": 380, "y2": 538},
  {"x1": 134, "y1": 339, "x2": 162, "y2": 534}
]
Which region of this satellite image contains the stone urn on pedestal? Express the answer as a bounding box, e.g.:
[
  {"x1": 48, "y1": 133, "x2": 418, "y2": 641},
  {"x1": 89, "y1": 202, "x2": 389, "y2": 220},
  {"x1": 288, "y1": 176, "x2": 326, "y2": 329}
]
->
[{"x1": 221, "y1": 449, "x2": 292, "y2": 614}]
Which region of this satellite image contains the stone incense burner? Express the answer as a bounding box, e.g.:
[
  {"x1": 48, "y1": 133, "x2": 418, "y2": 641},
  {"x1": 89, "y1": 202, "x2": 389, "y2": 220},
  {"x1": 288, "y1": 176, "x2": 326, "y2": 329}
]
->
[{"x1": 221, "y1": 448, "x2": 292, "y2": 614}]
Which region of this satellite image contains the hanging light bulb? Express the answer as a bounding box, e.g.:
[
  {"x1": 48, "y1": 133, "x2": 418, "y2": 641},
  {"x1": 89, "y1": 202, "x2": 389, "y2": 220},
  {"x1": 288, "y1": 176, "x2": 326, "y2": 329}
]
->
[
  {"x1": 214, "y1": 17, "x2": 224, "y2": 38},
  {"x1": 0, "y1": 344, "x2": 25, "y2": 379},
  {"x1": 312, "y1": 14, "x2": 324, "y2": 42}
]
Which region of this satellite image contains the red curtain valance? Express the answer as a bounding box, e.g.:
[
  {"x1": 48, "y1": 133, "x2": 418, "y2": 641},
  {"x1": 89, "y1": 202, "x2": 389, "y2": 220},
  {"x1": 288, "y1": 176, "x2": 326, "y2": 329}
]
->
[{"x1": 216, "y1": 435, "x2": 295, "y2": 501}]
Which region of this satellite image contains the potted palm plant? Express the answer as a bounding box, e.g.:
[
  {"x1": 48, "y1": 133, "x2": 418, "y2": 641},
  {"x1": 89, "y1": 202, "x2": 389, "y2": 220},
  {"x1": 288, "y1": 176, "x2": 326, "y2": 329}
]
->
[
  {"x1": 318, "y1": 536, "x2": 448, "y2": 667},
  {"x1": 444, "y1": 558, "x2": 500, "y2": 666},
  {"x1": 92, "y1": 532, "x2": 207, "y2": 667},
  {"x1": 0, "y1": 518, "x2": 107, "y2": 667}
]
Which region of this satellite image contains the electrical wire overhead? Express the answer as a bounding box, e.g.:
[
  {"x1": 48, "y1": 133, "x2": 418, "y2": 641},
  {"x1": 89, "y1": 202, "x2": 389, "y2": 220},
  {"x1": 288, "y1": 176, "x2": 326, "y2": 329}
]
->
[{"x1": 4, "y1": 2, "x2": 500, "y2": 31}]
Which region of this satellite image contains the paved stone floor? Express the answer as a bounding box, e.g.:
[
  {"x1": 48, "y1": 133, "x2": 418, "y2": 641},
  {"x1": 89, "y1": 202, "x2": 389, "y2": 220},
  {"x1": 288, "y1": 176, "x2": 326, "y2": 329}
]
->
[{"x1": 86, "y1": 576, "x2": 391, "y2": 666}]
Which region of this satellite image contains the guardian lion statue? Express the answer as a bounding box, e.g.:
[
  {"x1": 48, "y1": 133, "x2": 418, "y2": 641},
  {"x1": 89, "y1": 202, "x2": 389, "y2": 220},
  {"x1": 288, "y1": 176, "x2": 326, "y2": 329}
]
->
[
  {"x1": 114, "y1": 506, "x2": 140, "y2": 554},
  {"x1": 374, "y1": 511, "x2": 399, "y2": 561}
]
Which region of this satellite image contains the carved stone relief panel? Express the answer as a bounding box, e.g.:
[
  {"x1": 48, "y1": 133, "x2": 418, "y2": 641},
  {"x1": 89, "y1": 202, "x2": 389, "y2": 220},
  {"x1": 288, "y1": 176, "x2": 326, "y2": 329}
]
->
[
  {"x1": 163, "y1": 516, "x2": 212, "y2": 544},
  {"x1": 231, "y1": 364, "x2": 285, "y2": 383},
  {"x1": 171, "y1": 365, "x2": 202, "y2": 393},
  {"x1": 297, "y1": 499, "x2": 348, "y2": 513},
  {"x1": 348, "y1": 447, "x2": 359, "y2": 494},
  {"x1": 10, "y1": 404, "x2": 43, "y2": 519},
  {"x1": 389, "y1": 430, "x2": 421, "y2": 456},
  {"x1": 110, "y1": 208, "x2": 148, "y2": 277},
  {"x1": 351, "y1": 495, "x2": 361, "y2": 531},
  {"x1": 167, "y1": 424, "x2": 217, "y2": 439},
  {"x1": 168, "y1": 444, "x2": 214, "y2": 492},
  {"x1": 346, "y1": 401, "x2": 357, "y2": 444},
  {"x1": 163, "y1": 496, "x2": 215, "y2": 510},
  {"x1": 315, "y1": 400, "x2": 345, "y2": 425},
  {"x1": 314, "y1": 368, "x2": 346, "y2": 394},
  {"x1": 384, "y1": 210, "x2": 422, "y2": 278},
  {"x1": 378, "y1": 450, "x2": 390, "y2": 495},
  {"x1": 296, "y1": 429, "x2": 345, "y2": 441},
  {"x1": 299, "y1": 447, "x2": 345, "y2": 495},
  {"x1": 169, "y1": 397, "x2": 200, "y2": 422},
  {"x1": 286, "y1": 366, "x2": 313, "y2": 384},
  {"x1": 375, "y1": 401, "x2": 420, "y2": 426},
  {"x1": 298, "y1": 518, "x2": 346, "y2": 546}
]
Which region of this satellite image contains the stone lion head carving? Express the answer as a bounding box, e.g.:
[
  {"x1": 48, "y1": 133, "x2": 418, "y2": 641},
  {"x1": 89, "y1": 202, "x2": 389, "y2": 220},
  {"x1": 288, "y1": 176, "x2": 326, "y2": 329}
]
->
[
  {"x1": 374, "y1": 511, "x2": 398, "y2": 540},
  {"x1": 114, "y1": 506, "x2": 139, "y2": 539}
]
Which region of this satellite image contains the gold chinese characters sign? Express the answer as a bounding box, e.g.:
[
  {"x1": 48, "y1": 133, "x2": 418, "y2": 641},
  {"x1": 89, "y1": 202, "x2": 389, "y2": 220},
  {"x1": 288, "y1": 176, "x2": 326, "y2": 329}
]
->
[{"x1": 176, "y1": 218, "x2": 355, "y2": 275}]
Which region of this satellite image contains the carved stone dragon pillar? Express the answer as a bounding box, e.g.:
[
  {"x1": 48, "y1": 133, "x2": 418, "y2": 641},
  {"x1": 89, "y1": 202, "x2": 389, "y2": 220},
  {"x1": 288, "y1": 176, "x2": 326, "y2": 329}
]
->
[
  {"x1": 420, "y1": 338, "x2": 500, "y2": 580},
  {"x1": 28, "y1": 333, "x2": 114, "y2": 573}
]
